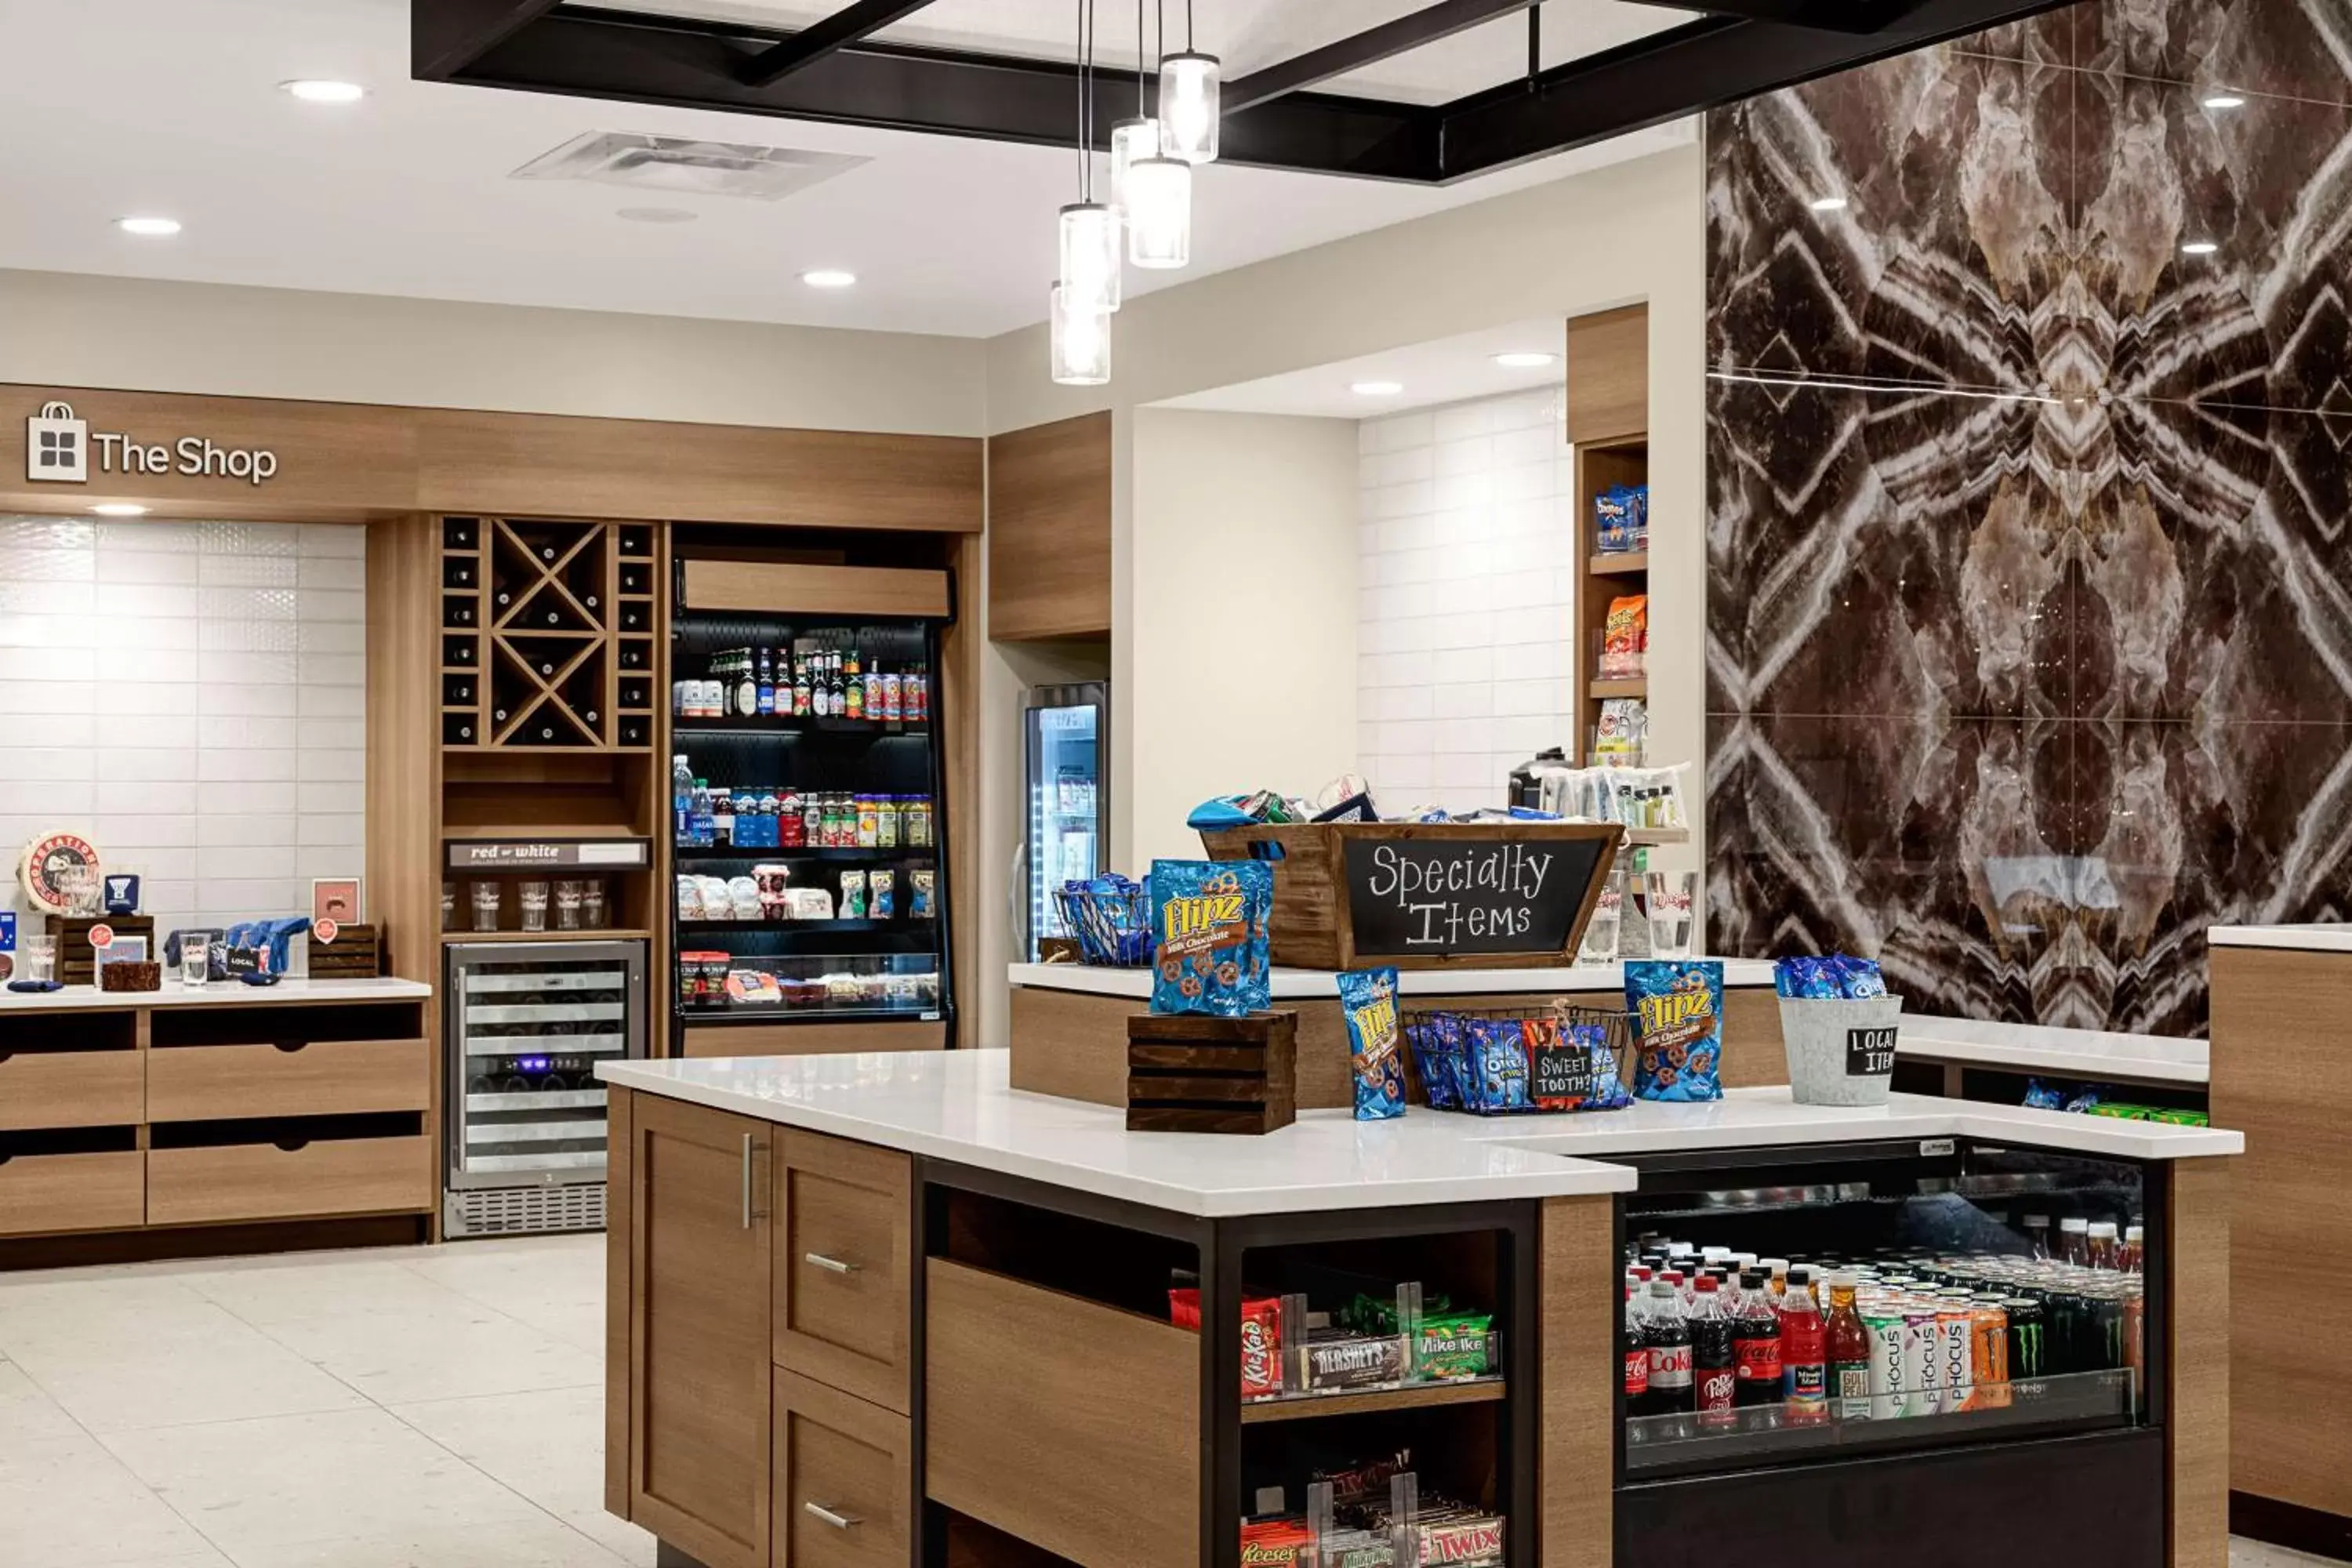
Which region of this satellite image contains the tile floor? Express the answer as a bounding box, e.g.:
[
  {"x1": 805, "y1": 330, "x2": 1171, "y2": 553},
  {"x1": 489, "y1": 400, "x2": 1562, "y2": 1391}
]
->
[{"x1": 0, "y1": 1235, "x2": 2337, "y2": 1567}]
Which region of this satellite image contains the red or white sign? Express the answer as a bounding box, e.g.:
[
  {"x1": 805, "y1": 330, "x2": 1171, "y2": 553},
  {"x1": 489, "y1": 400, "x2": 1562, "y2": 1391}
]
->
[
  {"x1": 18, "y1": 829, "x2": 100, "y2": 915},
  {"x1": 314, "y1": 918, "x2": 340, "y2": 946},
  {"x1": 87, "y1": 924, "x2": 114, "y2": 950}
]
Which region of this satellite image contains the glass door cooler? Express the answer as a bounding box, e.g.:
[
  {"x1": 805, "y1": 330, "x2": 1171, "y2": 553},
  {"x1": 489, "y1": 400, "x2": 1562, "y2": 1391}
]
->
[
  {"x1": 1610, "y1": 1139, "x2": 2166, "y2": 1566},
  {"x1": 1022, "y1": 682, "x2": 1107, "y2": 961},
  {"x1": 443, "y1": 939, "x2": 646, "y2": 1236}
]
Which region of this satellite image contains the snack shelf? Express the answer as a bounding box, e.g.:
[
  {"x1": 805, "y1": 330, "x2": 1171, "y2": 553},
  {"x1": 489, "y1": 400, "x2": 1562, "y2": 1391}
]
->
[
  {"x1": 676, "y1": 917, "x2": 929, "y2": 936},
  {"x1": 1589, "y1": 551, "x2": 1650, "y2": 575},
  {"x1": 1240, "y1": 1377, "x2": 1505, "y2": 1425},
  {"x1": 673, "y1": 846, "x2": 938, "y2": 864},
  {"x1": 1589, "y1": 677, "x2": 1648, "y2": 699},
  {"x1": 672, "y1": 717, "x2": 929, "y2": 738}
]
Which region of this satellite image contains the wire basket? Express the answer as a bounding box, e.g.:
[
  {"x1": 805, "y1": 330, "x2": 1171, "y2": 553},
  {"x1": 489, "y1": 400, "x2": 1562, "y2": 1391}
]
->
[
  {"x1": 1052, "y1": 884, "x2": 1155, "y2": 967},
  {"x1": 1401, "y1": 1000, "x2": 1639, "y2": 1116}
]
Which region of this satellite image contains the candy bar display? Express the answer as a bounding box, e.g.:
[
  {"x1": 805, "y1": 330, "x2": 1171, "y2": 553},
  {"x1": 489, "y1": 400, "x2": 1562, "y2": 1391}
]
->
[
  {"x1": 1171, "y1": 1279, "x2": 1497, "y2": 1404},
  {"x1": 1242, "y1": 1458, "x2": 1504, "y2": 1568}
]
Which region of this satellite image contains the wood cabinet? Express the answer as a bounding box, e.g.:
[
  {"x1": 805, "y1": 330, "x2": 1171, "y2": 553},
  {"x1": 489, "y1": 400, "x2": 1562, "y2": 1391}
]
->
[
  {"x1": 1563, "y1": 305, "x2": 1648, "y2": 446},
  {"x1": 772, "y1": 1368, "x2": 913, "y2": 1568},
  {"x1": 987, "y1": 412, "x2": 1112, "y2": 640},
  {"x1": 144, "y1": 1036, "x2": 430, "y2": 1122},
  {"x1": 774, "y1": 1131, "x2": 913, "y2": 1415}
]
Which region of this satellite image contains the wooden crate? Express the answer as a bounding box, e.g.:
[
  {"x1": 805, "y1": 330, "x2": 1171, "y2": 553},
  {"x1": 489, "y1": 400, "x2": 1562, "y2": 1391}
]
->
[
  {"x1": 55, "y1": 915, "x2": 156, "y2": 987},
  {"x1": 307, "y1": 923, "x2": 383, "y2": 979},
  {"x1": 1125, "y1": 1011, "x2": 1298, "y2": 1134},
  {"x1": 1198, "y1": 822, "x2": 1621, "y2": 972}
]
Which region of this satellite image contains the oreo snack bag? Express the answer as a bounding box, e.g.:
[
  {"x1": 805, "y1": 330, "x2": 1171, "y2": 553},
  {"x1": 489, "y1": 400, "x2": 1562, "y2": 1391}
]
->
[
  {"x1": 1149, "y1": 859, "x2": 1272, "y2": 1016},
  {"x1": 1627, "y1": 960, "x2": 1725, "y2": 1102},
  {"x1": 1339, "y1": 966, "x2": 1406, "y2": 1120}
]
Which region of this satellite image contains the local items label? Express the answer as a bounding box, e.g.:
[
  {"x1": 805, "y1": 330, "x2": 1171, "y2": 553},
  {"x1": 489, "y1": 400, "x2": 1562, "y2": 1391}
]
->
[{"x1": 1846, "y1": 1025, "x2": 1898, "y2": 1076}]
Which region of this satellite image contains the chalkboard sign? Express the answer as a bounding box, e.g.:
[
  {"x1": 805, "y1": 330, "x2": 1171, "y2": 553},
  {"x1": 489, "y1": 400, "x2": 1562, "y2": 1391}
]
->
[
  {"x1": 1530, "y1": 1030, "x2": 1598, "y2": 1102},
  {"x1": 1341, "y1": 830, "x2": 1612, "y2": 959},
  {"x1": 1846, "y1": 1025, "x2": 1898, "y2": 1077}
]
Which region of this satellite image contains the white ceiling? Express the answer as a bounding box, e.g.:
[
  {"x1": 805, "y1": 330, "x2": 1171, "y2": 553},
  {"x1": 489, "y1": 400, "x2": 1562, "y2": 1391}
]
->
[
  {"x1": 0, "y1": 0, "x2": 1691, "y2": 339},
  {"x1": 1160, "y1": 318, "x2": 1572, "y2": 418}
]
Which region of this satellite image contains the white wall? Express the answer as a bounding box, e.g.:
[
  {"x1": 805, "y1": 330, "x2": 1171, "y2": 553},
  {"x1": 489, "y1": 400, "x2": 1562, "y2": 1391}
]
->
[
  {"x1": 0, "y1": 268, "x2": 989, "y2": 437},
  {"x1": 0, "y1": 515, "x2": 366, "y2": 938},
  {"x1": 1356, "y1": 388, "x2": 1578, "y2": 816},
  {"x1": 1127, "y1": 409, "x2": 1361, "y2": 869}
]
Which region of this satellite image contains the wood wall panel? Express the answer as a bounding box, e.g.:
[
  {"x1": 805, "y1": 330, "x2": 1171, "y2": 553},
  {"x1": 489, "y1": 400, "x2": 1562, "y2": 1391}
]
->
[
  {"x1": 2167, "y1": 1156, "x2": 2230, "y2": 1568},
  {"x1": 679, "y1": 560, "x2": 949, "y2": 618},
  {"x1": 987, "y1": 412, "x2": 1112, "y2": 639},
  {"x1": 1563, "y1": 307, "x2": 1648, "y2": 447},
  {"x1": 1540, "y1": 1195, "x2": 1614, "y2": 1568},
  {"x1": 605, "y1": 1086, "x2": 635, "y2": 1519}
]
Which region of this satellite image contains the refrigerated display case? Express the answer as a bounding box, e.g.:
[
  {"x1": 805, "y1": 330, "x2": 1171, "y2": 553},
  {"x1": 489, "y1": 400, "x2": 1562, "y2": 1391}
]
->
[
  {"x1": 1021, "y1": 682, "x2": 1107, "y2": 961},
  {"x1": 443, "y1": 939, "x2": 647, "y2": 1236},
  {"x1": 668, "y1": 583, "x2": 955, "y2": 1051}
]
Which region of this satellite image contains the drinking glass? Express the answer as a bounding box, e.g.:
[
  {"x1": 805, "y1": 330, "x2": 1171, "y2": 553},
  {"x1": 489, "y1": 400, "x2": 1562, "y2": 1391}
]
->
[
  {"x1": 1646, "y1": 871, "x2": 1698, "y2": 959},
  {"x1": 555, "y1": 880, "x2": 585, "y2": 931},
  {"x1": 582, "y1": 879, "x2": 608, "y2": 928},
  {"x1": 518, "y1": 881, "x2": 550, "y2": 933},
  {"x1": 180, "y1": 937, "x2": 209, "y2": 988},
  {"x1": 470, "y1": 881, "x2": 503, "y2": 933},
  {"x1": 20, "y1": 935, "x2": 56, "y2": 986},
  {"x1": 441, "y1": 881, "x2": 457, "y2": 928},
  {"x1": 1577, "y1": 867, "x2": 1624, "y2": 964}
]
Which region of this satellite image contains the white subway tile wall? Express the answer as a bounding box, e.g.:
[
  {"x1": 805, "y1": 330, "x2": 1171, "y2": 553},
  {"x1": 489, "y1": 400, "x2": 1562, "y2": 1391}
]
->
[
  {"x1": 1357, "y1": 390, "x2": 1575, "y2": 815},
  {"x1": 0, "y1": 517, "x2": 367, "y2": 935}
]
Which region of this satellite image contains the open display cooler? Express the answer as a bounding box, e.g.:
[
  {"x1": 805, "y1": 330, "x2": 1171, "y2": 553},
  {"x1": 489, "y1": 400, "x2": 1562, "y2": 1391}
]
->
[
  {"x1": 1020, "y1": 682, "x2": 1107, "y2": 961},
  {"x1": 443, "y1": 939, "x2": 647, "y2": 1236},
  {"x1": 1611, "y1": 1138, "x2": 2165, "y2": 1567},
  {"x1": 667, "y1": 547, "x2": 956, "y2": 1052}
]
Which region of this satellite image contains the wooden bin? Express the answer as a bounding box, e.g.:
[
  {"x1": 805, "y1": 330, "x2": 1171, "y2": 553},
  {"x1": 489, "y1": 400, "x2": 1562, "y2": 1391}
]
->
[
  {"x1": 307, "y1": 923, "x2": 383, "y2": 979},
  {"x1": 1126, "y1": 1011, "x2": 1298, "y2": 1134},
  {"x1": 56, "y1": 915, "x2": 157, "y2": 986},
  {"x1": 1198, "y1": 822, "x2": 1621, "y2": 972}
]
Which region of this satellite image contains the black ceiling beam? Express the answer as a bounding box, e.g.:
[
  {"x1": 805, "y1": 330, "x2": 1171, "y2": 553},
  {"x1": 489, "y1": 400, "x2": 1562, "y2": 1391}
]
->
[
  {"x1": 735, "y1": 0, "x2": 945, "y2": 88},
  {"x1": 1224, "y1": 0, "x2": 1538, "y2": 115},
  {"x1": 450, "y1": 7, "x2": 1440, "y2": 181},
  {"x1": 1610, "y1": 0, "x2": 1931, "y2": 33},
  {"x1": 413, "y1": 0, "x2": 563, "y2": 78},
  {"x1": 1428, "y1": 0, "x2": 2074, "y2": 181}
]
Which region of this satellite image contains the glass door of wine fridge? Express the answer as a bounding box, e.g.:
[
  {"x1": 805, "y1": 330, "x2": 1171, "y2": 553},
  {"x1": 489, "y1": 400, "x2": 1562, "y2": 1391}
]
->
[{"x1": 443, "y1": 939, "x2": 646, "y2": 1236}]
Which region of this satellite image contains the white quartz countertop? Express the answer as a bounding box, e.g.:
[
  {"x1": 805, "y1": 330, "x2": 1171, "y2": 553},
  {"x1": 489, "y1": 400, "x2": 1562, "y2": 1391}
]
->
[
  {"x1": 599, "y1": 1050, "x2": 2241, "y2": 1218},
  {"x1": 2208, "y1": 923, "x2": 2352, "y2": 953},
  {"x1": 1898, "y1": 1015, "x2": 2209, "y2": 1087},
  {"x1": 1009, "y1": 958, "x2": 1777, "y2": 1000},
  {"x1": 0, "y1": 977, "x2": 431, "y2": 1012}
]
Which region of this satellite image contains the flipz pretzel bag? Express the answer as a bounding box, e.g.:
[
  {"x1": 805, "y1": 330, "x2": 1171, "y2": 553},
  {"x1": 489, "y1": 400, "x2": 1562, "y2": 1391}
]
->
[{"x1": 1148, "y1": 859, "x2": 1272, "y2": 1016}]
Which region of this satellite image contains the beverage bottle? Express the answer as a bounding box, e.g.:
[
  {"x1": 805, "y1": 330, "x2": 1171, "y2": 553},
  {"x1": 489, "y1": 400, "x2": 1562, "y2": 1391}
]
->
[
  {"x1": 690, "y1": 779, "x2": 715, "y2": 849},
  {"x1": 2060, "y1": 1217, "x2": 2092, "y2": 1266},
  {"x1": 1730, "y1": 1269, "x2": 1782, "y2": 1408},
  {"x1": 1824, "y1": 1272, "x2": 1872, "y2": 1421},
  {"x1": 829, "y1": 648, "x2": 846, "y2": 716},
  {"x1": 1689, "y1": 1276, "x2": 1737, "y2": 1426},
  {"x1": 2121, "y1": 1224, "x2": 2143, "y2": 1275},
  {"x1": 1780, "y1": 1267, "x2": 1828, "y2": 1420},
  {"x1": 757, "y1": 648, "x2": 775, "y2": 717},
  {"x1": 2022, "y1": 1214, "x2": 2053, "y2": 1259},
  {"x1": 673, "y1": 755, "x2": 694, "y2": 844},
  {"x1": 1642, "y1": 1280, "x2": 1693, "y2": 1417},
  {"x1": 844, "y1": 643, "x2": 865, "y2": 720},
  {"x1": 2086, "y1": 1221, "x2": 2121, "y2": 1272},
  {"x1": 1760, "y1": 1259, "x2": 1791, "y2": 1308},
  {"x1": 1624, "y1": 1276, "x2": 1650, "y2": 1409},
  {"x1": 793, "y1": 644, "x2": 811, "y2": 717},
  {"x1": 813, "y1": 648, "x2": 833, "y2": 717}
]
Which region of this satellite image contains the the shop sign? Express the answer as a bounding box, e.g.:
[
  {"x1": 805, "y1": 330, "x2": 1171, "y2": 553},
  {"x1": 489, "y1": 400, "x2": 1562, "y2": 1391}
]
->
[{"x1": 25, "y1": 401, "x2": 278, "y2": 486}]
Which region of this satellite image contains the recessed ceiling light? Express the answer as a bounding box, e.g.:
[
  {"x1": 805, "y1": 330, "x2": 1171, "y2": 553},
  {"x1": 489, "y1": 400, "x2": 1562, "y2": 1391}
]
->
[
  {"x1": 2181, "y1": 240, "x2": 2220, "y2": 256},
  {"x1": 115, "y1": 216, "x2": 180, "y2": 237},
  {"x1": 801, "y1": 269, "x2": 858, "y2": 289},
  {"x1": 1809, "y1": 195, "x2": 1849, "y2": 212},
  {"x1": 617, "y1": 206, "x2": 698, "y2": 224},
  {"x1": 1352, "y1": 380, "x2": 1405, "y2": 397},
  {"x1": 92, "y1": 503, "x2": 149, "y2": 517},
  {"x1": 280, "y1": 79, "x2": 365, "y2": 103},
  {"x1": 1494, "y1": 351, "x2": 1557, "y2": 369},
  {"x1": 2201, "y1": 93, "x2": 2246, "y2": 109}
]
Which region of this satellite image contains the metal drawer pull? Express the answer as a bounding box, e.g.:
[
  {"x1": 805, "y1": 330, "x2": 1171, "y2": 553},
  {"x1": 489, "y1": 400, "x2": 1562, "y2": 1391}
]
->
[
  {"x1": 804, "y1": 1252, "x2": 859, "y2": 1275},
  {"x1": 740, "y1": 1134, "x2": 754, "y2": 1229},
  {"x1": 803, "y1": 1502, "x2": 861, "y2": 1530}
]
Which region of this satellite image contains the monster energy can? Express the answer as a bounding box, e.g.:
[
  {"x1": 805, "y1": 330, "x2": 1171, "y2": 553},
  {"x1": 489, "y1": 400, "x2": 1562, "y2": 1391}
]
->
[{"x1": 2003, "y1": 1295, "x2": 2048, "y2": 1399}]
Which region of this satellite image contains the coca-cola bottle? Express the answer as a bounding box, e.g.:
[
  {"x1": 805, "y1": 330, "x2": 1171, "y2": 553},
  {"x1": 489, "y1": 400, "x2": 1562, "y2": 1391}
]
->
[
  {"x1": 1642, "y1": 1280, "x2": 1692, "y2": 1417},
  {"x1": 1731, "y1": 1268, "x2": 1782, "y2": 1409},
  {"x1": 1624, "y1": 1274, "x2": 1650, "y2": 1410},
  {"x1": 1689, "y1": 1275, "x2": 1737, "y2": 1427}
]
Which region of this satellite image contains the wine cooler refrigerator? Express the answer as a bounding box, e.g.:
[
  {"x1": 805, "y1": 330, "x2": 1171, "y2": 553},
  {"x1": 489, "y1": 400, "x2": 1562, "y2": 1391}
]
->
[{"x1": 443, "y1": 939, "x2": 648, "y2": 1237}]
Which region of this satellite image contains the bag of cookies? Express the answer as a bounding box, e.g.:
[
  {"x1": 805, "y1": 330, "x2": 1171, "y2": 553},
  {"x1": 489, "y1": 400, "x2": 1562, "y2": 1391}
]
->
[
  {"x1": 1627, "y1": 959, "x2": 1724, "y2": 1102},
  {"x1": 1148, "y1": 859, "x2": 1272, "y2": 1016}
]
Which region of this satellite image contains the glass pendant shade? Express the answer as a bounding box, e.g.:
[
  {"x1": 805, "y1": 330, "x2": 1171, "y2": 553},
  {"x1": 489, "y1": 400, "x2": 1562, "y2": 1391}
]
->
[
  {"x1": 1058, "y1": 201, "x2": 1123, "y2": 313},
  {"x1": 1050, "y1": 283, "x2": 1112, "y2": 386},
  {"x1": 1159, "y1": 52, "x2": 1221, "y2": 164},
  {"x1": 1125, "y1": 154, "x2": 1192, "y2": 269},
  {"x1": 1109, "y1": 118, "x2": 1161, "y2": 218}
]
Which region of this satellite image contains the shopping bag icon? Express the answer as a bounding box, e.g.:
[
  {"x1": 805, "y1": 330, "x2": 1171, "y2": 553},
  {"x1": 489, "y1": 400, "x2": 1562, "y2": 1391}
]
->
[{"x1": 27, "y1": 401, "x2": 89, "y2": 483}]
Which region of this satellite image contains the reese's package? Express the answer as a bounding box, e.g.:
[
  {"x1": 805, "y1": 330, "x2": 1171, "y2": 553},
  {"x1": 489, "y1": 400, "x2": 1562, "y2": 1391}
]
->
[
  {"x1": 1149, "y1": 859, "x2": 1272, "y2": 1016},
  {"x1": 1338, "y1": 966, "x2": 1406, "y2": 1120},
  {"x1": 1627, "y1": 959, "x2": 1725, "y2": 1102}
]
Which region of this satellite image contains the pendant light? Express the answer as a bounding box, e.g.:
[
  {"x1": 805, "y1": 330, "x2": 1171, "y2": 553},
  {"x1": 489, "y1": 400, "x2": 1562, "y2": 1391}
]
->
[
  {"x1": 1109, "y1": 0, "x2": 1160, "y2": 220},
  {"x1": 1126, "y1": 151, "x2": 1191, "y2": 269},
  {"x1": 1058, "y1": 0, "x2": 1121, "y2": 314},
  {"x1": 1160, "y1": 0, "x2": 1219, "y2": 165},
  {"x1": 1050, "y1": 281, "x2": 1112, "y2": 385}
]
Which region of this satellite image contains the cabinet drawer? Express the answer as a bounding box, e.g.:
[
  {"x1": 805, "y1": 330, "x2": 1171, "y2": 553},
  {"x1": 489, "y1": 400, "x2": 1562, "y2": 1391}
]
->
[
  {"x1": 146, "y1": 1038, "x2": 429, "y2": 1123},
  {"x1": 772, "y1": 1368, "x2": 911, "y2": 1568},
  {"x1": 0, "y1": 1051, "x2": 143, "y2": 1131},
  {"x1": 773, "y1": 1131, "x2": 912, "y2": 1414},
  {"x1": 147, "y1": 1134, "x2": 431, "y2": 1225},
  {"x1": 0, "y1": 1149, "x2": 144, "y2": 1236}
]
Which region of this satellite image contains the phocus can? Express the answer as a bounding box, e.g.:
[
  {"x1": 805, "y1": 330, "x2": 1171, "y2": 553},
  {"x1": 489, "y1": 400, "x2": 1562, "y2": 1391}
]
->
[
  {"x1": 1862, "y1": 1308, "x2": 1909, "y2": 1419},
  {"x1": 1901, "y1": 1307, "x2": 1943, "y2": 1417},
  {"x1": 1968, "y1": 1298, "x2": 2012, "y2": 1410},
  {"x1": 1936, "y1": 1304, "x2": 1978, "y2": 1412}
]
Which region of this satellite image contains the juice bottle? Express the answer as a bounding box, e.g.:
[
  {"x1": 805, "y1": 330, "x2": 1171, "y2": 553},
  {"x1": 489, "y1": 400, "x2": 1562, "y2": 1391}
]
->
[
  {"x1": 2059, "y1": 1217, "x2": 2091, "y2": 1265},
  {"x1": 1824, "y1": 1272, "x2": 1872, "y2": 1421},
  {"x1": 2121, "y1": 1224, "x2": 2143, "y2": 1275},
  {"x1": 2086, "y1": 1221, "x2": 2121, "y2": 1272},
  {"x1": 1780, "y1": 1267, "x2": 1828, "y2": 1421}
]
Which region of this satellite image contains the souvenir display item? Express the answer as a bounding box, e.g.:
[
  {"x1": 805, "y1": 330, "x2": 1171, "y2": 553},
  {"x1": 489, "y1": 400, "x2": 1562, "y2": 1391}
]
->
[
  {"x1": 1628, "y1": 960, "x2": 1725, "y2": 1102},
  {"x1": 1149, "y1": 859, "x2": 1272, "y2": 1016},
  {"x1": 19, "y1": 829, "x2": 100, "y2": 916},
  {"x1": 1338, "y1": 966, "x2": 1406, "y2": 1121}
]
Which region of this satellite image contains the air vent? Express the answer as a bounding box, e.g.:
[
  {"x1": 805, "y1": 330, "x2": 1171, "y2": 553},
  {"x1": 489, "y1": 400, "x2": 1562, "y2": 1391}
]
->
[
  {"x1": 447, "y1": 1183, "x2": 606, "y2": 1237},
  {"x1": 512, "y1": 131, "x2": 867, "y2": 200}
]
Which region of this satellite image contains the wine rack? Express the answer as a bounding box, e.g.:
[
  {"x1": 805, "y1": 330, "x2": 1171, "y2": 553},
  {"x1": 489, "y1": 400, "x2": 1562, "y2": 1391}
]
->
[{"x1": 439, "y1": 517, "x2": 659, "y2": 753}]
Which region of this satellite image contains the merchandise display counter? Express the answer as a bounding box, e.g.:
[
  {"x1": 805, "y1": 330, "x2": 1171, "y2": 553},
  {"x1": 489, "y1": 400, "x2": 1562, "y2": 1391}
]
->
[
  {"x1": 1896, "y1": 1016, "x2": 2209, "y2": 1096},
  {"x1": 1009, "y1": 959, "x2": 1787, "y2": 1109},
  {"x1": 597, "y1": 1048, "x2": 2238, "y2": 1568}
]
